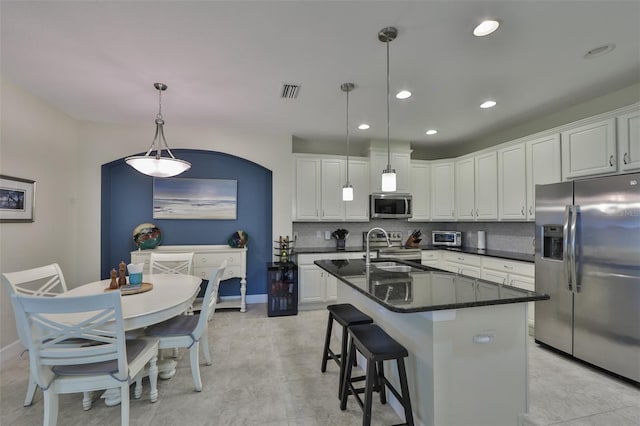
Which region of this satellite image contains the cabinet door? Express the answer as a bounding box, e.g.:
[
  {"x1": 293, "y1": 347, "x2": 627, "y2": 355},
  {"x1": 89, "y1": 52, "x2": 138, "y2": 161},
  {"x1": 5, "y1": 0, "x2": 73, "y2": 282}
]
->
[
  {"x1": 440, "y1": 261, "x2": 461, "y2": 274},
  {"x1": 455, "y1": 157, "x2": 475, "y2": 220},
  {"x1": 410, "y1": 161, "x2": 430, "y2": 220},
  {"x1": 498, "y1": 144, "x2": 527, "y2": 220},
  {"x1": 431, "y1": 273, "x2": 456, "y2": 304},
  {"x1": 345, "y1": 159, "x2": 370, "y2": 220},
  {"x1": 561, "y1": 118, "x2": 616, "y2": 180},
  {"x1": 475, "y1": 152, "x2": 498, "y2": 220},
  {"x1": 430, "y1": 161, "x2": 456, "y2": 220},
  {"x1": 476, "y1": 281, "x2": 499, "y2": 301},
  {"x1": 526, "y1": 134, "x2": 561, "y2": 220},
  {"x1": 321, "y1": 159, "x2": 345, "y2": 220},
  {"x1": 392, "y1": 152, "x2": 411, "y2": 192},
  {"x1": 369, "y1": 151, "x2": 386, "y2": 193},
  {"x1": 295, "y1": 157, "x2": 321, "y2": 220},
  {"x1": 298, "y1": 265, "x2": 324, "y2": 303},
  {"x1": 325, "y1": 273, "x2": 337, "y2": 301},
  {"x1": 509, "y1": 274, "x2": 535, "y2": 328},
  {"x1": 459, "y1": 265, "x2": 481, "y2": 279},
  {"x1": 455, "y1": 277, "x2": 476, "y2": 302},
  {"x1": 481, "y1": 269, "x2": 508, "y2": 285},
  {"x1": 617, "y1": 109, "x2": 640, "y2": 172}
]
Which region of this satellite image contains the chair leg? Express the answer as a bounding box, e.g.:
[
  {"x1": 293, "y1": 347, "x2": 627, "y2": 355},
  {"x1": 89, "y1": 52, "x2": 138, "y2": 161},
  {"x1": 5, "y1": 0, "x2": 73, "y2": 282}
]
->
[
  {"x1": 190, "y1": 341, "x2": 202, "y2": 392},
  {"x1": 362, "y1": 360, "x2": 376, "y2": 426},
  {"x1": 200, "y1": 327, "x2": 212, "y2": 366},
  {"x1": 376, "y1": 361, "x2": 387, "y2": 404},
  {"x1": 340, "y1": 340, "x2": 356, "y2": 410},
  {"x1": 338, "y1": 325, "x2": 348, "y2": 399},
  {"x1": 82, "y1": 391, "x2": 93, "y2": 411},
  {"x1": 134, "y1": 374, "x2": 143, "y2": 399},
  {"x1": 43, "y1": 388, "x2": 59, "y2": 426},
  {"x1": 321, "y1": 313, "x2": 333, "y2": 372},
  {"x1": 397, "y1": 358, "x2": 414, "y2": 426},
  {"x1": 149, "y1": 354, "x2": 158, "y2": 402},
  {"x1": 23, "y1": 377, "x2": 37, "y2": 407},
  {"x1": 120, "y1": 383, "x2": 130, "y2": 426}
]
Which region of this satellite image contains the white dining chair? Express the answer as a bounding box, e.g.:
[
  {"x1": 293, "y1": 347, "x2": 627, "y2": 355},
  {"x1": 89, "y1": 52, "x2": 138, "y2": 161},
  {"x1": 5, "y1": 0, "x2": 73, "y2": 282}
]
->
[
  {"x1": 1, "y1": 263, "x2": 90, "y2": 408},
  {"x1": 149, "y1": 252, "x2": 194, "y2": 275},
  {"x1": 144, "y1": 261, "x2": 226, "y2": 392},
  {"x1": 10, "y1": 291, "x2": 159, "y2": 426}
]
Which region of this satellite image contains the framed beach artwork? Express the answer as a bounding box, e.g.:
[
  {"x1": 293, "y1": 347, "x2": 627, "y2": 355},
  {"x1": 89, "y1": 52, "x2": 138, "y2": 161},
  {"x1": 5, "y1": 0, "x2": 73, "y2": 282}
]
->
[
  {"x1": 0, "y1": 175, "x2": 36, "y2": 223},
  {"x1": 153, "y1": 178, "x2": 237, "y2": 220}
]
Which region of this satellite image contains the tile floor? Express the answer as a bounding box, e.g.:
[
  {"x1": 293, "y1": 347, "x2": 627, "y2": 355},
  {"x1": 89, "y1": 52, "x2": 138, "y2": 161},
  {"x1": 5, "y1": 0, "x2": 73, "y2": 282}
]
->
[{"x1": 1, "y1": 304, "x2": 638, "y2": 426}]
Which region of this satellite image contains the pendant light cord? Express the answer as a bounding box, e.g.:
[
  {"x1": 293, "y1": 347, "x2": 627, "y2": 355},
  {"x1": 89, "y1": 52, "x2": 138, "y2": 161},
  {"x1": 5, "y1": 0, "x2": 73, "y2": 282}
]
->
[
  {"x1": 386, "y1": 33, "x2": 391, "y2": 171},
  {"x1": 346, "y1": 87, "x2": 350, "y2": 185}
]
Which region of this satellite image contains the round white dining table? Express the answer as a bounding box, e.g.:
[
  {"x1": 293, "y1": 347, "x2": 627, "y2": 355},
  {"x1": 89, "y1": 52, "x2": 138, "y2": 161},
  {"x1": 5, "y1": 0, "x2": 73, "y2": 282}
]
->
[{"x1": 59, "y1": 273, "x2": 202, "y2": 406}]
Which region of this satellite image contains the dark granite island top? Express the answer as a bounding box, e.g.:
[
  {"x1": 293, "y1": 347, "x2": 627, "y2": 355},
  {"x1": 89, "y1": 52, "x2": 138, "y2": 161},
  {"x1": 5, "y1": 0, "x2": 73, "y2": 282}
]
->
[{"x1": 314, "y1": 259, "x2": 548, "y2": 313}]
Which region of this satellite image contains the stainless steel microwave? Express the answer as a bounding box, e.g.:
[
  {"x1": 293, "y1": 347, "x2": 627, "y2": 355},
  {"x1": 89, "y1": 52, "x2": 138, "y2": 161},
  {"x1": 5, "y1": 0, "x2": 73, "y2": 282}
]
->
[
  {"x1": 370, "y1": 193, "x2": 412, "y2": 219},
  {"x1": 432, "y1": 230, "x2": 462, "y2": 247}
]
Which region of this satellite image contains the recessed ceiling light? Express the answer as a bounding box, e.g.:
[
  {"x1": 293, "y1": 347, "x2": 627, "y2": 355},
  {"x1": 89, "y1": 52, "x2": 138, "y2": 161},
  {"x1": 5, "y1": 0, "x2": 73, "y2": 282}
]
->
[
  {"x1": 473, "y1": 20, "x2": 500, "y2": 37},
  {"x1": 584, "y1": 44, "x2": 616, "y2": 59},
  {"x1": 425, "y1": 129, "x2": 438, "y2": 135},
  {"x1": 480, "y1": 100, "x2": 497, "y2": 109},
  {"x1": 395, "y1": 90, "x2": 412, "y2": 100},
  {"x1": 358, "y1": 123, "x2": 370, "y2": 130}
]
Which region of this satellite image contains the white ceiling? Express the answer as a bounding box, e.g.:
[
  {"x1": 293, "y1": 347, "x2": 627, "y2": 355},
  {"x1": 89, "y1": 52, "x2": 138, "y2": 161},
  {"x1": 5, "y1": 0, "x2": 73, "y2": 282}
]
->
[{"x1": 2, "y1": 1, "x2": 639, "y2": 151}]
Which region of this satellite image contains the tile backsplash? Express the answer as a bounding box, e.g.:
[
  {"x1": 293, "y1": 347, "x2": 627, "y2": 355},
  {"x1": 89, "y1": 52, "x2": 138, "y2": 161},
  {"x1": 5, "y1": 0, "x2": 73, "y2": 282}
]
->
[{"x1": 293, "y1": 220, "x2": 535, "y2": 254}]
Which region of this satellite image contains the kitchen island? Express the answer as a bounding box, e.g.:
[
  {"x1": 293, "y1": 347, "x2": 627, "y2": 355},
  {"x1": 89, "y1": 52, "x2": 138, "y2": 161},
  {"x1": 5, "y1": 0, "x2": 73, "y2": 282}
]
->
[{"x1": 315, "y1": 259, "x2": 549, "y2": 426}]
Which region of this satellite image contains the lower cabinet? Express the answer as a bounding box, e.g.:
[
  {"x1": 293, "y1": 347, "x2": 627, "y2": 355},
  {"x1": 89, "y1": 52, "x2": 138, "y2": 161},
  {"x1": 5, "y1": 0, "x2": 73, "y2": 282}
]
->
[
  {"x1": 420, "y1": 250, "x2": 441, "y2": 268},
  {"x1": 440, "y1": 252, "x2": 482, "y2": 278},
  {"x1": 297, "y1": 252, "x2": 364, "y2": 305}
]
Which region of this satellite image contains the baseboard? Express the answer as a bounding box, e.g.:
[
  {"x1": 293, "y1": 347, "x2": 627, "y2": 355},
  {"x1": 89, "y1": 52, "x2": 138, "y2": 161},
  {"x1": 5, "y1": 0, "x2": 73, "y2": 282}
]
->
[
  {"x1": 218, "y1": 294, "x2": 267, "y2": 304},
  {"x1": 0, "y1": 339, "x2": 25, "y2": 370}
]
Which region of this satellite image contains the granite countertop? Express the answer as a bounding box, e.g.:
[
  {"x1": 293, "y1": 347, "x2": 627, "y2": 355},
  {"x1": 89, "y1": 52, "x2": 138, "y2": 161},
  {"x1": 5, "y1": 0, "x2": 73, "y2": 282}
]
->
[
  {"x1": 314, "y1": 259, "x2": 548, "y2": 314},
  {"x1": 296, "y1": 245, "x2": 534, "y2": 263}
]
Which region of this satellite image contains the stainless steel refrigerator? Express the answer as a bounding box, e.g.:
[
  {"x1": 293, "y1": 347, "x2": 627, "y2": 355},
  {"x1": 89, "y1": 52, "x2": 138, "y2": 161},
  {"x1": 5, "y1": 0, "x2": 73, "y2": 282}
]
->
[{"x1": 535, "y1": 172, "x2": 640, "y2": 383}]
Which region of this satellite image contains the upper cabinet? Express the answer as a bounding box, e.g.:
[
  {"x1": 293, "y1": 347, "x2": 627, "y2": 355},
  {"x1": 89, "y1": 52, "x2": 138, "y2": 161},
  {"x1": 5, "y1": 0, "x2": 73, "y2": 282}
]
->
[
  {"x1": 293, "y1": 155, "x2": 369, "y2": 221},
  {"x1": 525, "y1": 134, "x2": 561, "y2": 220},
  {"x1": 369, "y1": 149, "x2": 411, "y2": 193},
  {"x1": 617, "y1": 108, "x2": 640, "y2": 172},
  {"x1": 561, "y1": 118, "x2": 616, "y2": 180},
  {"x1": 455, "y1": 152, "x2": 498, "y2": 221},
  {"x1": 410, "y1": 161, "x2": 430, "y2": 221},
  {"x1": 430, "y1": 160, "x2": 456, "y2": 220},
  {"x1": 498, "y1": 143, "x2": 527, "y2": 220}
]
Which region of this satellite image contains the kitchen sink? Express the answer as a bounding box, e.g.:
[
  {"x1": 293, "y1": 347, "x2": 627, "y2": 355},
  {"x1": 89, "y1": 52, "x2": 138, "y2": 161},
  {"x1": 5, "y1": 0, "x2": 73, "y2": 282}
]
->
[{"x1": 372, "y1": 261, "x2": 422, "y2": 273}]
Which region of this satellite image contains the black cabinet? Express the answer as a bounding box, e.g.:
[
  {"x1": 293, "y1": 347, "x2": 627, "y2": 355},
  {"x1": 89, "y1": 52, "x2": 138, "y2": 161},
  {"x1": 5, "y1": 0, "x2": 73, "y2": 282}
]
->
[{"x1": 267, "y1": 262, "x2": 298, "y2": 317}]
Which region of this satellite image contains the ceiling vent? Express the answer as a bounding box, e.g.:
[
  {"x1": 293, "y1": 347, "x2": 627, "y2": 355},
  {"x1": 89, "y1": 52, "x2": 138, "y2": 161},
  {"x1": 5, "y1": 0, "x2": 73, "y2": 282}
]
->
[{"x1": 281, "y1": 83, "x2": 300, "y2": 99}]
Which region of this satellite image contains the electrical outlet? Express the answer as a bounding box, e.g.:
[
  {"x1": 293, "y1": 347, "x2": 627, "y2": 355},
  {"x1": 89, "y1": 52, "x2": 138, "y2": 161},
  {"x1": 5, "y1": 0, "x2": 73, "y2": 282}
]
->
[
  {"x1": 324, "y1": 230, "x2": 331, "y2": 240},
  {"x1": 316, "y1": 230, "x2": 322, "y2": 238}
]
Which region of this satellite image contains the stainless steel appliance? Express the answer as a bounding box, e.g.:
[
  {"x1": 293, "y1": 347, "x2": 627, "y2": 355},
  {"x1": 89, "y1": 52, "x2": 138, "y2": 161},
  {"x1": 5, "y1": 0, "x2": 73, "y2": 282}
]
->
[
  {"x1": 535, "y1": 173, "x2": 640, "y2": 383},
  {"x1": 432, "y1": 230, "x2": 462, "y2": 247},
  {"x1": 364, "y1": 230, "x2": 421, "y2": 262},
  {"x1": 370, "y1": 193, "x2": 412, "y2": 219}
]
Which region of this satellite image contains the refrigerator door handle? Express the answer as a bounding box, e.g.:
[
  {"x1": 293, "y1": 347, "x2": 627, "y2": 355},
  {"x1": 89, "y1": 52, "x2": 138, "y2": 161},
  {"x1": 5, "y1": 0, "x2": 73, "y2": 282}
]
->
[
  {"x1": 563, "y1": 205, "x2": 573, "y2": 291},
  {"x1": 570, "y1": 205, "x2": 580, "y2": 292}
]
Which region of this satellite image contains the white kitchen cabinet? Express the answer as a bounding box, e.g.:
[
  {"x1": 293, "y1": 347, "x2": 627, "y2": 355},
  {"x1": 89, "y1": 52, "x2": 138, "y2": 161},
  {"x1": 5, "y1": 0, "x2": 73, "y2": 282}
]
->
[
  {"x1": 455, "y1": 156, "x2": 475, "y2": 221},
  {"x1": 441, "y1": 252, "x2": 482, "y2": 278},
  {"x1": 293, "y1": 155, "x2": 369, "y2": 221},
  {"x1": 297, "y1": 252, "x2": 365, "y2": 305},
  {"x1": 455, "y1": 152, "x2": 498, "y2": 221},
  {"x1": 369, "y1": 149, "x2": 411, "y2": 193},
  {"x1": 421, "y1": 250, "x2": 441, "y2": 268},
  {"x1": 617, "y1": 108, "x2": 640, "y2": 172},
  {"x1": 455, "y1": 276, "x2": 477, "y2": 301},
  {"x1": 344, "y1": 159, "x2": 370, "y2": 221},
  {"x1": 430, "y1": 160, "x2": 456, "y2": 220},
  {"x1": 561, "y1": 118, "x2": 617, "y2": 180},
  {"x1": 525, "y1": 134, "x2": 561, "y2": 220},
  {"x1": 409, "y1": 161, "x2": 430, "y2": 221},
  {"x1": 498, "y1": 143, "x2": 527, "y2": 220}
]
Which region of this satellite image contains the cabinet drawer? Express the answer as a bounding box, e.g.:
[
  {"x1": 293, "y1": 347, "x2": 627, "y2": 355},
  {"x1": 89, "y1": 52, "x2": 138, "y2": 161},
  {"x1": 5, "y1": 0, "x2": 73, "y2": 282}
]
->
[
  {"x1": 131, "y1": 253, "x2": 150, "y2": 266},
  {"x1": 194, "y1": 266, "x2": 241, "y2": 281},
  {"x1": 421, "y1": 251, "x2": 441, "y2": 261},
  {"x1": 194, "y1": 252, "x2": 240, "y2": 268},
  {"x1": 482, "y1": 257, "x2": 533, "y2": 277},
  {"x1": 442, "y1": 252, "x2": 482, "y2": 267}
]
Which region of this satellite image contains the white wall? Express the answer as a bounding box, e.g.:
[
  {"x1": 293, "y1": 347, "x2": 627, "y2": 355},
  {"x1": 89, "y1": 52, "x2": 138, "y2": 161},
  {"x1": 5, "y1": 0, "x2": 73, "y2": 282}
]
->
[
  {"x1": 0, "y1": 76, "x2": 294, "y2": 362},
  {"x1": 0, "y1": 77, "x2": 80, "y2": 357}
]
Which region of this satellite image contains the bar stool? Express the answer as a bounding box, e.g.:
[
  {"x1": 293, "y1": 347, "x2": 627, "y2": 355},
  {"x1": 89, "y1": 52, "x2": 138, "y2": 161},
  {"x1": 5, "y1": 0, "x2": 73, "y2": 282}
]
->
[
  {"x1": 340, "y1": 323, "x2": 414, "y2": 426},
  {"x1": 321, "y1": 303, "x2": 374, "y2": 398}
]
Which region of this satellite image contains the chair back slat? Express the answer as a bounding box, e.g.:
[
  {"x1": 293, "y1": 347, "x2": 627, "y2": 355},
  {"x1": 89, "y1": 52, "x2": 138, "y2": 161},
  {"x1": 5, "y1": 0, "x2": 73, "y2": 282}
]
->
[
  {"x1": 149, "y1": 252, "x2": 194, "y2": 275},
  {"x1": 1, "y1": 263, "x2": 68, "y2": 297},
  {"x1": 192, "y1": 261, "x2": 226, "y2": 339},
  {"x1": 10, "y1": 292, "x2": 128, "y2": 386}
]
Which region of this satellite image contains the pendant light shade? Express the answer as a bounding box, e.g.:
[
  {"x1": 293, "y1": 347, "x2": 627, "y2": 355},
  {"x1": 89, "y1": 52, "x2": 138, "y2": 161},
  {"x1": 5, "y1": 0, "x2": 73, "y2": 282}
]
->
[
  {"x1": 126, "y1": 83, "x2": 191, "y2": 178},
  {"x1": 341, "y1": 82, "x2": 355, "y2": 201},
  {"x1": 379, "y1": 27, "x2": 397, "y2": 192}
]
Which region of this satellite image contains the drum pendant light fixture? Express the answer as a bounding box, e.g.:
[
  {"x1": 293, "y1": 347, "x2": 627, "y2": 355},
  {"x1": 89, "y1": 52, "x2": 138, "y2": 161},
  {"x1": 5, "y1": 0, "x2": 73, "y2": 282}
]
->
[
  {"x1": 379, "y1": 27, "x2": 397, "y2": 192},
  {"x1": 341, "y1": 83, "x2": 355, "y2": 201},
  {"x1": 125, "y1": 83, "x2": 191, "y2": 178}
]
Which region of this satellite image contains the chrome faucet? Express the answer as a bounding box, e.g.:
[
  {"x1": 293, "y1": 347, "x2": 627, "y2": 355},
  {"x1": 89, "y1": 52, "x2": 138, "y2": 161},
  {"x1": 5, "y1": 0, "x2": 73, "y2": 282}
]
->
[{"x1": 365, "y1": 227, "x2": 392, "y2": 266}]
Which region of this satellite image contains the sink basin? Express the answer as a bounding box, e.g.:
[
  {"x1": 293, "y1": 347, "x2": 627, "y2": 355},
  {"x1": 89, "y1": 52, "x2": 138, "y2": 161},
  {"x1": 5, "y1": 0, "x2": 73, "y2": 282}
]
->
[{"x1": 372, "y1": 261, "x2": 422, "y2": 273}]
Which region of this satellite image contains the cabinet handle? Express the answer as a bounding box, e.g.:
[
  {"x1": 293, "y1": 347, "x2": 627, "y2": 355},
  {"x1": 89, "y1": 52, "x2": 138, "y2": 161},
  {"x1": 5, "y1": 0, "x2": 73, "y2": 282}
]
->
[
  {"x1": 452, "y1": 210, "x2": 455, "y2": 217},
  {"x1": 521, "y1": 206, "x2": 525, "y2": 216},
  {"x1": 470, "y1": 209, "x2": 474, "y2": 216},
  {"x1": 624, "y1": 153, "x2": 629, "y2": 164},
  {"x1": 457, "y1": 257, "x2": 464, "y2": 261},
  {"x1": 529, "y1": 206, "x2": 533, "y2": 215},
  {"x1": 609, "y1": 155, "x2": 615, "y2": 167},
  {"x1": 502, "y1": 278, "x2": 507, "y2": 285},
  {"x1": 476, "y1": 209, "x2": 479, "y2": 217},
  {"x1": 503, "y1": 265, "x2": 513, "y2": 270}
]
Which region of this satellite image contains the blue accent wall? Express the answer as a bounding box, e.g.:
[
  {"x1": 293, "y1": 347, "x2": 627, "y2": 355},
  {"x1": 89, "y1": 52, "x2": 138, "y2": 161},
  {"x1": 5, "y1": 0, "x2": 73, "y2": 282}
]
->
[{"x1": 101, "y1": 149, "x2": 273, "y2": 297}]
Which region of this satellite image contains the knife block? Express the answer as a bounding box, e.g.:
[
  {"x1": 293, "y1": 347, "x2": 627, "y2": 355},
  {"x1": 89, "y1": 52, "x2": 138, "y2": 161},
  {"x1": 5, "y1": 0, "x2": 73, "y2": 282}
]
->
[{"x1": 405, "y1": 236, "x2": 421, "y2": 248}]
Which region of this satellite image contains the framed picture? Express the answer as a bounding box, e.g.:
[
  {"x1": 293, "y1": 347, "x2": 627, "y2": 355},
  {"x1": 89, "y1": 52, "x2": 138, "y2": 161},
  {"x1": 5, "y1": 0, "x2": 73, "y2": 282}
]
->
[
  {"x1": 0, "y1": 175, "x2": 36, "y2": 223},
  {"x1": 153, "y1": 178, "x2": 237, "y2": 220}
]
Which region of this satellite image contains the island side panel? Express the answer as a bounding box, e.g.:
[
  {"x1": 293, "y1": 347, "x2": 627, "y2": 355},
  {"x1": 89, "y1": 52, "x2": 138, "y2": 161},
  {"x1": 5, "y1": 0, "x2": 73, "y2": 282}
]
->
[{"x1": 337, "y1": 283, "x2": 529, "y2": 426}]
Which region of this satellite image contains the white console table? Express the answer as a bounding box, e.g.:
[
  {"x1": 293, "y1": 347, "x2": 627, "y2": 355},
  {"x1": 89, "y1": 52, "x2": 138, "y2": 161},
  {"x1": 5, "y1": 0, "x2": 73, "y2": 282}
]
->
[{"x1": 131, "y1": 244, "x2": 248, "y2": 312}]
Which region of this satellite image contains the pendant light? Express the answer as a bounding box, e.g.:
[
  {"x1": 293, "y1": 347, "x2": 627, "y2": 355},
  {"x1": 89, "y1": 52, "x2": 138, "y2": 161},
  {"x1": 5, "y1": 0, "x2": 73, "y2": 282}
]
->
[
  {"x1": 341, "y1": 82, "x2": 355, "y2": 201},
  {"x1": 125, "y1": 83, "x2": 191, "y2": 178},
  {"x1": 379, "y1": 27, "x2": 397, "y2": 192}
]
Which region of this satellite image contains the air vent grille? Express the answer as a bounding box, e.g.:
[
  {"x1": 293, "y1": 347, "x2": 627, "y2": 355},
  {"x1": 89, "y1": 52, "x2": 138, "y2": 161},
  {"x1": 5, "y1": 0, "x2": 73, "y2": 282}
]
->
[{"x1": 281, "y1": 83, "x2": 300, "y2": 99}]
